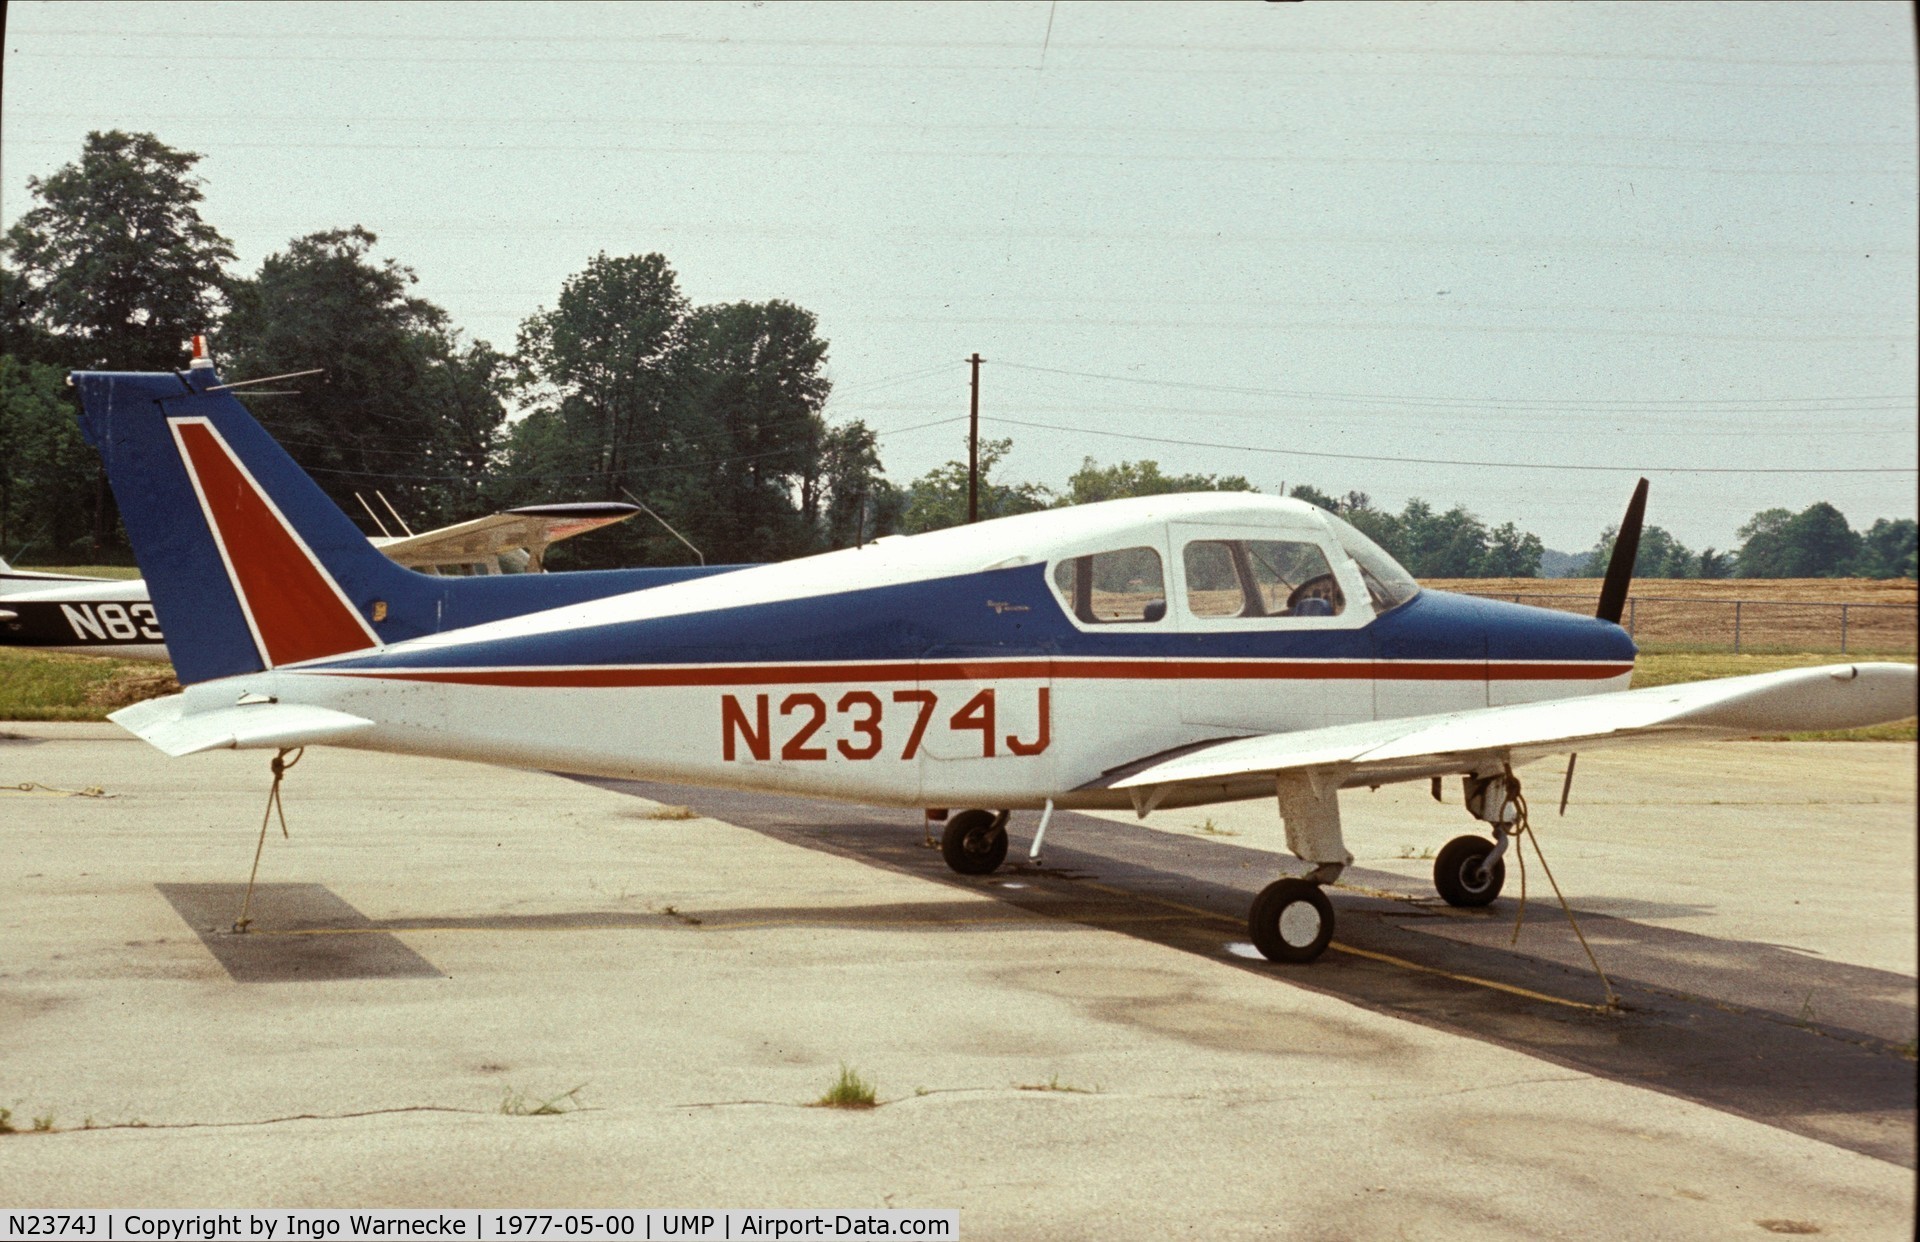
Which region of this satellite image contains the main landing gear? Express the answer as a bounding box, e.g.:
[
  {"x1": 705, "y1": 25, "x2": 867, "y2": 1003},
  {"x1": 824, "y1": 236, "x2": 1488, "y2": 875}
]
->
[
  {"x1": 940, "y1": 808, "x2": 1010, "y2": 875},
  {"x1": 1248, "y1": 878, "x2": 1335, "y2": 963},
  {"x1": 1245, "y1": 770, "x2": 1352, "y2": 964}
]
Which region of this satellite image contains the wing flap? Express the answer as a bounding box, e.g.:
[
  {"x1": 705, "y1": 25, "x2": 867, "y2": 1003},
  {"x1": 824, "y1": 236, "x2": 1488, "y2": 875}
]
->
[
  {"x1": 111, "y1": 695, "x2": 375, "y2": 757},
  {"x1": 1112, "y1": 662, "x2": 1915, "y2": 793}
]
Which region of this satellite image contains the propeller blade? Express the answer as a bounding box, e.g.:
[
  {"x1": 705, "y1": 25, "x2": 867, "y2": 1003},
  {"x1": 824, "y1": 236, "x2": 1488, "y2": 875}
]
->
[{"x1": 1595, "y1": 478, "x2": 1649, "y2": 624}]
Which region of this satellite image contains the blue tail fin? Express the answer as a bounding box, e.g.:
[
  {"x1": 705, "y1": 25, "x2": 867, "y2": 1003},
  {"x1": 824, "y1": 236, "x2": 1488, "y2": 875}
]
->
[{"x1": 73, "y1": 365, "x2": 738, "y2": 684}]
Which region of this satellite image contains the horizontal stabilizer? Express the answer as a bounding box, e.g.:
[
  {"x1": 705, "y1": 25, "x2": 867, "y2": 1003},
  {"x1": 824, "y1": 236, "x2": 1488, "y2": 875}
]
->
[
  {"x1": 111, "y1": 695, "x2": 375, "y2": 757},
  {"x1": 1110, "y1": 662, "x2": 1916, "y2": 796}
]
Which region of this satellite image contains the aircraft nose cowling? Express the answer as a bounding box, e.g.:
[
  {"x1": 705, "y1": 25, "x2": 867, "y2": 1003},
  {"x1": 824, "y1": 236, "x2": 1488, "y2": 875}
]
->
[{"x1": 1474, "y1": 594, "x2": 1639, "y2": 665}]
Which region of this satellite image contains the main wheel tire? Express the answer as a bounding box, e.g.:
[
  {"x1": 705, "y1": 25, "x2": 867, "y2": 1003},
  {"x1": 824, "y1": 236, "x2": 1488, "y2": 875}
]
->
[
  {"x1": 941, "y1": 809, "x2": 1009, "y2": 875},
  {"x1": 1434, "y1": 834, "x2": 1505, "y2": 907},
  {"x1": 1248, "y1": 879, "x2": 1335, "y2": 963}
]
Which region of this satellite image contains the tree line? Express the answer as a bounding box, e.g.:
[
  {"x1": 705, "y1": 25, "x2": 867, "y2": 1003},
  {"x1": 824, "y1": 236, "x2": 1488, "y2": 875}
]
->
[{"x1": 3, "y1": 131, "x2": 1913, "y2": 581}]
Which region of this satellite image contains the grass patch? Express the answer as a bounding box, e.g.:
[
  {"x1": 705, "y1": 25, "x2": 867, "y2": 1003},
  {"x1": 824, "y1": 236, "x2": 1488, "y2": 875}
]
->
[
  {"x1": 0, "y1": 648, "x2": 178, "y2": 721},
  {"x1": 1017, "y1": 1075, "x2": 1095, "y2": 1094},
  {"x1": 11, "y1": 565, "x2": 142, "y2": 579},
  {"x1": 1633, "y1": 652, "x2": 1916, "y2": 741},
  {"x1": 815, "y1": 1063, "x2": 878, "y2": 1109},
  {"x1": 639, "y1": 804, "x2": 699, "y2": 820},
  {"x1": 500, "y1": 1084, "x2": 585, "y2": 1116}
]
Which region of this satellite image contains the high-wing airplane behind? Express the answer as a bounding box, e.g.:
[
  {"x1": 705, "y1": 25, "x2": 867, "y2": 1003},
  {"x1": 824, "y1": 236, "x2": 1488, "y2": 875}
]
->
[
  {"x1": 75, "y1": 360, "x2": 1917, "y2": 963},
  {"x1": 0, "y1": 501, "x2": 665, "y2": 661}
]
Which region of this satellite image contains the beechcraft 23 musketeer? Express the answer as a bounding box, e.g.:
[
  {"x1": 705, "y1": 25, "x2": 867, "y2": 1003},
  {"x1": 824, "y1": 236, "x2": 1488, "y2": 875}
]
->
[{"x1": 75, "y1": 359, "x2": 1917, "y2": 963}]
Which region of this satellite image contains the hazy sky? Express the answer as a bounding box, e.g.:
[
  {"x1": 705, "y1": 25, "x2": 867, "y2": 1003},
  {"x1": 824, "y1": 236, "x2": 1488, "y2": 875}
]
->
[{"x1": 4, "y1": 0, "x2": 1915, "y2": 552}]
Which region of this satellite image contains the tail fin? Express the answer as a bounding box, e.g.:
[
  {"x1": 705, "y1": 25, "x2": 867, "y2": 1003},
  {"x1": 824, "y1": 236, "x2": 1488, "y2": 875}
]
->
[
  {"x1": 75, "y1": 364, "x2": 747, "y2": 685},
  {"x1": 72, "y1": 366, "x2": 415, "y2": 682}
]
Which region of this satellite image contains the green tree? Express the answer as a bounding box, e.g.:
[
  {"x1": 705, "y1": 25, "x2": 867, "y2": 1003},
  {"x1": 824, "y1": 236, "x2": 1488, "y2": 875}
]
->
[
  {"x1": 900, "y1": 438, "x2": 1053, "y2": 533},
  {"x1": 508, "y1": 255, "x2": 854, "y2": 565},
  {"x1": 1395, "y1": 500, "x2": 1489, "y2": 577},
  {"x1": 1697, "y1": 547, "x2": 1735, "y2": 579},
  {"x1": 1060, "y1": 458, "x2": 1256, "y2": 506},
  {"x1": 1479, "y1": 521, "x2": 1545, "y2": 577},
  {"x1": 808, "y1": 420, "x2": 892, "y2": 549},
  {"x1": 1731, "y1": 508, "x2": 1794, "y2": 578},
  {"x1": 1580, "y1": 523, "x2": 1696, "y2": 578},
  {"x1": 1854, "y1": 518, "x2": 1917, "y2": 580},
  {"x1": 0, "y1": 357, "x2": 101, "y2": 560},
  {"x1": 220, "y1": 227, "x2": 508, "y2": 527},
  {"x1": 671, "y1": 299, "x2": 833, "y2": 562},
  {"x1": 1735, "y1": 502, "x2": 1861, "y2": 578},
  {"x1": 3, "y1": 130, "x2": 233, "y2": 370},
  {"x1": 515, "y1": 252, "x2": 688, "y2": 506}
]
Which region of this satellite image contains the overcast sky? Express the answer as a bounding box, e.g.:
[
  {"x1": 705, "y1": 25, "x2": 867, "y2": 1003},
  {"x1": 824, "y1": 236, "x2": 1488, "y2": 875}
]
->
[{"x1": 4, "y1": 0, "x2": 1915, "y2": 552}]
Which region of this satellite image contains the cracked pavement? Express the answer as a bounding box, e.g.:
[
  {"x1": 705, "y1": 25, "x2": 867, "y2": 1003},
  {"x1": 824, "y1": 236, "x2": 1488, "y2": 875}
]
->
[{"x1": 0, "y1": 724, "x2": 1912, "y2": 1238}]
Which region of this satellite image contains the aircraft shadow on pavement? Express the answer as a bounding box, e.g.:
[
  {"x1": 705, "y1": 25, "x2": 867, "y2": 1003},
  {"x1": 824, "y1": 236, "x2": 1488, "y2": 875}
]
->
[
  {"x1": 583, "y1": 777, "x2": 1918, "y2": 1170},
  {"x1": 156, "y1": 883, "x2": 443, "y2": 984}
]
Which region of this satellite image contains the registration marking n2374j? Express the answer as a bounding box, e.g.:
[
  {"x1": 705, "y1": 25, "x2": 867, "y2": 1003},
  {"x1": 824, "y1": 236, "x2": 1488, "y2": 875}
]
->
[{"x1": 721, "y1": 687, "x2": 1051, "y2": 761}]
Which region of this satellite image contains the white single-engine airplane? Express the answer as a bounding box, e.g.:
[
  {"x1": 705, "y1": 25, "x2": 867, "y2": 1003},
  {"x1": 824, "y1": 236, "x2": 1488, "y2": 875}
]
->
[
  {"x1": 0, "y1": 503, "x2": 650, "y2": 661},
  {"x1": 75, "y1": 359, "x2": 1916, "y2": 962}
]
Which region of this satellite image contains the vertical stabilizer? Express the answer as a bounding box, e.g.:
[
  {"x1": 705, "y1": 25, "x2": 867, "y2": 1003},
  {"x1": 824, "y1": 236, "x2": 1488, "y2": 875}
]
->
[{"x1": 72, "y1": 367, "x2": 415, "y2": 682}]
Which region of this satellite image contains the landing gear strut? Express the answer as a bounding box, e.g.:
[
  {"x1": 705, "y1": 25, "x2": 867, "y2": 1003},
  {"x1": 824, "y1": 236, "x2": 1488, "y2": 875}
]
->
[
  {"x1": 941, "y1": 809, "x2": 1009, "y2": 875},
  {"x1": 1245, "y1": 771, "x2": 1351, "y2": 963}
]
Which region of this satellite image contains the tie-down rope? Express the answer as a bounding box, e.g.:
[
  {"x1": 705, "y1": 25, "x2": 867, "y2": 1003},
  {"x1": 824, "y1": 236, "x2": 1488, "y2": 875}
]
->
[
  {"x1": 232, "y1": 746, "x2": 303, "y2": 934},
  {"x1": 1503, "y1": 767, "x2": 1620, "y2": 1010}
]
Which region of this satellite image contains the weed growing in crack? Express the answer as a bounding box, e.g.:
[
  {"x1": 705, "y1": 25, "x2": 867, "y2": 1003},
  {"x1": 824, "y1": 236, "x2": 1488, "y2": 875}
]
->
[
  {"x1": 1017, "y1": 1075, "x2": 1096, "y2": 1094},
  {"x1": 815, "y1": 1064, "x2": 877, "y2": 1109},
  {"x1": 500, "y1": 1085, "x2": 586, "y2": 1116}
]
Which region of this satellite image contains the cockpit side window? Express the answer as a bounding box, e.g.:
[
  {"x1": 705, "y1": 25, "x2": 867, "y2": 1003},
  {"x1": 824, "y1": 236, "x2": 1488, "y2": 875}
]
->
[
  {"x1": 1051, "y1": 546, "x2": 1167, "y2": 624},
  {"x1": 1180, "y1": 538, "x2": 1345, "y2": 619},
  {"x1": 1320, "y1": 511, "x2": 1420, "y2": 614}
]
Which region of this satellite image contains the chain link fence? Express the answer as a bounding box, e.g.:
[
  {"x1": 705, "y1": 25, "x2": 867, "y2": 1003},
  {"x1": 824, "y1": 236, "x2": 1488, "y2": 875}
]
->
[{"x1": 1453, "y1": 592, "x2": 1919, "y2": 655}]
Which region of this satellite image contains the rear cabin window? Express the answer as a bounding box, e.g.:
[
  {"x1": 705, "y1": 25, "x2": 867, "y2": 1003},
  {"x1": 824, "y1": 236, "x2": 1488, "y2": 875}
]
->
[
  {"x1": 1051, "y1": 546, "x2": 1166, "y2": 624},
  {"x1": 1181, "y1": 539, "x2": 1345, "y2": 619}
]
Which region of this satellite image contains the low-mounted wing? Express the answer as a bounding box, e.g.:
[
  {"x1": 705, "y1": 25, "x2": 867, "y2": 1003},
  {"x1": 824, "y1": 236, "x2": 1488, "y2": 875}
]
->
[
  {"x1": 373, "y1": 502, "x2": 639, "y2": 570},
  {"x1": 1103, "y1": 663, "x2": 1915, "y2": 807}
]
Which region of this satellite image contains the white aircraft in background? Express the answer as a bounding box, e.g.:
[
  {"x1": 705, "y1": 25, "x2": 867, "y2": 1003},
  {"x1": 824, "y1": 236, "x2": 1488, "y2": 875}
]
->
[
  {"x1": 77, "y1": 356, "x2": 1917, "y2": 962},
  {"x1": 0, "y1": 502, "x2": 645, "y2": 661}
]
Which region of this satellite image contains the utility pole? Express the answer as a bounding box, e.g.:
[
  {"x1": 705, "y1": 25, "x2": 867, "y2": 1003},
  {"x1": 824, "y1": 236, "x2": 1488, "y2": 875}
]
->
[{"x1": 967, "y1": 352, "x2": 983, "y2": 524}]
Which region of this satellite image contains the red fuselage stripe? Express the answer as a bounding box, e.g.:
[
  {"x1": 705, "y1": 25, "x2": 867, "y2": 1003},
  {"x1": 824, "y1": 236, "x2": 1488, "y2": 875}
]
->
[{"x1": 317, "y1": 660, "x2": 1632, "y2": 688}]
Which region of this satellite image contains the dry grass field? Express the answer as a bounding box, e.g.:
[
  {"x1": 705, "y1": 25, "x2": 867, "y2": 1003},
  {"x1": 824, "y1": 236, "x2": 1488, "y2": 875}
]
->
[
  {"x1": 1432, "y1": 577, "x2": 1918, "y2": 655},
  {"x1": 1429, "y1": 577, "x2": 1918, "y2": 605}
]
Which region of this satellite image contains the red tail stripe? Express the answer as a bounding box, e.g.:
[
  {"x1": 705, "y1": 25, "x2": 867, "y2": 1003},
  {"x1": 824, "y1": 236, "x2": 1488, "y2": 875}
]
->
[{"x1": 174, "y1": 421, "x2": 377, "y2": 668}]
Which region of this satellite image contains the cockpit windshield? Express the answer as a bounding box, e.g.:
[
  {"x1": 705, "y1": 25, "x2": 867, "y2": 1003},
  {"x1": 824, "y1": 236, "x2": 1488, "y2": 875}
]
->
[{"x1": 1320, "y1": 511, "x2": 1420, "y2": 614}]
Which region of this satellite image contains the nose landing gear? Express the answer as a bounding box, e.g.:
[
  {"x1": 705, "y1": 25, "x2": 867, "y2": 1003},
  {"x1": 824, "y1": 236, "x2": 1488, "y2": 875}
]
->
[
  {"x1": 940, "y1": 808, "x2": 1010, "y2": 874},
  {"x1": 1434, "y1": 830, "x2": 1508, "y2": 907}
]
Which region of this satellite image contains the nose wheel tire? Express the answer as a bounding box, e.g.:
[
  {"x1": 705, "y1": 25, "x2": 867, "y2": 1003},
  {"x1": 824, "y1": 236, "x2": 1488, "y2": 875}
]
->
[
  {"x1": 1434, "y1": 834, "x2": 1506, "y2": 907},
  {"x1": 941, "y1": 809, "x2": 1009, "y2": 875},
  {"x1": 1248, "y1": 879, "x2": 1335, "y2": 963}
]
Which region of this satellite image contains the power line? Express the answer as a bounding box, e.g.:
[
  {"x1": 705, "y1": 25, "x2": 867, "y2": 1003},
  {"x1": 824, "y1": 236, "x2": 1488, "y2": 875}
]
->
[
  {"x1": 991, "y1": 361, "x2": 1917, "y2": 411},
  {"x1": 11, "y1": 110, "x2": 1915, "y2": 151},
  {"x1": 4, "y1": 133, "x2": 1904, "y2": 179},
  {"x1": 983, "y1": 415, "x2": 1919, "y2": 475}
]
